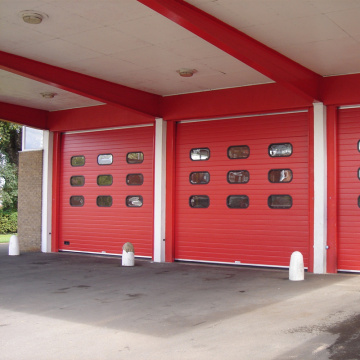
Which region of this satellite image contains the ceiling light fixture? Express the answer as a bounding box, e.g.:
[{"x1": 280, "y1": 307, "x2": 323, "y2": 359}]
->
[
  {"x1": 40, "y1": 92, "x2": 57, "y2": 99},
  {"x1": 20, "y1": 10, "x2": 48, "y2": 25},
  {"x1": 177, "y1": 68, "x2": 197, "y2": 77}
]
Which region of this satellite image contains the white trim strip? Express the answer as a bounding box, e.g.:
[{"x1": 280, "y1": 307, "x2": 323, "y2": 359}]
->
[
  {"x1": 175, "y1": 258, "x2": 308, "y2": 270},
  {"x1": 59, "y1": 249, "x2": 151, "y2": 259},
  {"x1": 64, "y1": 123, "x2": 154, "y2": 135},
  {"x1": 179, "y1": 109, "x2": 308, "y2": 124},
  {"x1": 338, "y1": 104, "x2": 360, "y2": 110}
]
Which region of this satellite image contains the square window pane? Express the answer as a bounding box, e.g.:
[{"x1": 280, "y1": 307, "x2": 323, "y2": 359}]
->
[
  {"x1": 98, "y1": 154, "x2": 113, "y2": 165},
  {"x1": 189, "y1": 172, "x2": 210, "y2": 184},
  {"x1": 227, "y1": 170, "x2": 249, "y2": 184},
  {"x1": 268, "y1": 195, "x2": 292, "y2": 209},
  {"x1": 97, "y1": 175, "x2": 113, "y2": 186},
  {"x1": 189, "y1": 195, "x2": 210, "y2": 208},
  {"x1": 190, "y1": 148, "x2": 210, "y2": 161},
  {"x1": 268, "y1": 169, "x2": 293, "y2": 183},
  {"x1": 126, "y1": 174, "x2": 144, "y2": 185},
  {"x1": 127, "y1": 152, "x2": 144, "y2": 164},
  {"x1": 268, "y1": 143, "x2": 293, "y2": 157},
  {"x1": 71, "y1": 156, "x2": 85, "y2": 167},
  {"x1": 228, "y1": 146, "x2": 250, "y2": 159},
  {"x1": 97, "y1": 196, "x2": 112, "y2": 207},
  {"x1": 70, "y1": 176, "x2": 85, "y2": 186},
  {"x1": 126, "y1": 195, "x2": 143, "y2": 207},
  {"x1": 227, "y1": 195, "x2": 249, "y2": 208}
]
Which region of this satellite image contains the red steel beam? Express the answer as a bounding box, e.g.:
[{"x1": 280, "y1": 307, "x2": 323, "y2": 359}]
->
[
  {"x1": 138, "y1": 0, "x2": 322, "y2": 102},
  {"x1": 0, "y1": 101, "x2": 48, "y2": 128},
  {"x1": 0, "y1": 51, "x2": 161, "y2": 117}
]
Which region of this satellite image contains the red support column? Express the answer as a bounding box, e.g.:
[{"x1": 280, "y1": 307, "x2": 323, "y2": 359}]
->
[
  {"x1": 51, "y1": 132, "x2": 61, "y2": 252},
  {"x1": 326, "y1": 106, "x2": 338, "y2": 273},
  {"x1": 165, "y1": 121, "x2": 176, "y2": 262}
]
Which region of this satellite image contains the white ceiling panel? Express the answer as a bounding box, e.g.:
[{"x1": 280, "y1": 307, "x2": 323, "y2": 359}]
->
[
  {"x1": 0, "y1": 70, "x2": 103, "y2": 111},
  {"x1": 1, "y1": 0, "x2": 360, "y2": 112}
]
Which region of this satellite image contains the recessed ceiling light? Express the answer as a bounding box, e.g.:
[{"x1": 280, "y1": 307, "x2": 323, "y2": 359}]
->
[
  {"x1": 177, "y1": 68, "x2": 198, "y2": 77},
  {"x1": 19, "y1": 10, "x2": 48, "y2": 25},
  {"x1": 40, "y1": 92, "x2": 57, "y2": 99}
]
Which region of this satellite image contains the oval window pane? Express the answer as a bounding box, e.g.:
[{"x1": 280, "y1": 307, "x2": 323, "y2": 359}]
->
[
  {"x1": 269, "y1": 143, "x2": 293, "y2": 157},
  {"x1": 268, "y1": 169, "x2": 293, "y2": 183},
  {"x1": 228, "y1": 146, "x2": 250, "y2": 159},
  {"x1": 126, "y1": 174, "x2": 144, "y2": 185},
  {"x1": 97, "y1": 175, "x2": 113, "y2": 186},
  {"x1": 127, "y1": 152, "x2": 144, "y2": 164},
  {"x1": 97, "y1": 196, "x2": 112, "y2": 207},
  {"x1": 227, "y1": 170, "x2": 249, "y2": 184},
  {"x1": 126, "y1": 195, "x2": 143, "y2": 207},
  {"x1": 189, "y1": 195, "x2": 210, "y2": 208},
  {"x1": 190, "y1": 148, "x2": 210, "y2": 161},
  {"x1": 70, "y1": 176, "x2": 85, "y2": 187},
  {"x1": 189, "y1": 172, "x2": 210, "y2": 184},
  {"x1": 70, "y1": 195, "x2": 84, "y2": 207},
  {"x1": 71, "y1": 156, "x2": 85, "y2": 167},
  {"x1": 227, "y1": 195, "x2": 249, "y2": 209},
  {"x1": 268, "y1": 195, "x2": 292, "y2": 209},
  {"x1": 97, "y1": 154, "x2": 113, "y2": 165}
]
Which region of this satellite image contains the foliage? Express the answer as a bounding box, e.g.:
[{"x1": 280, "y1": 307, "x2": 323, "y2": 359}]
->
[
  {"x1": 0, "y1": 211, "x2": 17, "y2": 234},
  {"x1": 0, "y1": 121, "x2": 22, "y2": 212},
  {"x1": 0, "y1": 121, "x2": 22, "y2": 166}
]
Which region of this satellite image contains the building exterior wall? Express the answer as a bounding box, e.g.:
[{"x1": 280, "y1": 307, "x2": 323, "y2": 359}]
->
[{"x1": 18, "y1": 150, "x2": 43, "y2": 252}]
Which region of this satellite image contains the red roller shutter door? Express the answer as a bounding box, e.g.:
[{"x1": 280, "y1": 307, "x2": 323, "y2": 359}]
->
[
  {"x1": 58, "y1": 125, "x2": 154, "y2": 256},
  {"x1": 175, "y1": 112, "x2": 310, "y2": 267},
  {"x1": 337, "y1": 108, "x2": 360, "y2": 271}
]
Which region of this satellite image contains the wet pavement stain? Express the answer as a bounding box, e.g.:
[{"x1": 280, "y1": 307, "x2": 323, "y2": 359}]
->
[{"x1": 327, "y1": 313, "x2": 360, "y2": 360}]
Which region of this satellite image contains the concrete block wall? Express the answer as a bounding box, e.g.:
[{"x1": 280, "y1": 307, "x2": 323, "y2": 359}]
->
[{"x1": 18, "y1": 150, "x2": 43, "y2": 252}]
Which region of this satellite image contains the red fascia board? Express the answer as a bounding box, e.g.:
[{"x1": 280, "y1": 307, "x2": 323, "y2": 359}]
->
[
  {"x1": 0, "y1": 101, "x2": 48, "y2": 128},
  {"x1": 48, "y1": 104, "x2": 154, "y2": 132},
  {"x1": 322, "y1": 73, "x2": 360, "y2": 106},
  {"x1": 0, "y1": 51, "x2": 161, "y2": 117},
  {"x1": 162, "y1": 83, "x2": 312, "y2": 121},
  {"x1": 138, "y1": 0, "x2": 322, "y2": 102}
]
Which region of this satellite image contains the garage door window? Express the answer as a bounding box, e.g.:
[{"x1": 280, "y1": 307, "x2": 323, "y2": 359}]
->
[
  {"x1": 268, "y1": 143, "x2": 292, "y2": 157},
  {"x1": 127, "y1": 152, "x2": 144, "y2": 164},
  {"x1": 268, "y1": 195, "x2": 292, "y2": 209},
  {"x1": 70, "y1": 195, "x2": 84, "y2": 207},
  {"x1": 126, "y1": 195, "x2": 143, "y2": 207},
  {"x1": 268, "y1": 169, "x2": 293, "y2": 183},
  {"x1": 190, "y1": 172, "x2": 210, "y2": 184},
  {"x1": 71, "y1": 155, "x2": 85, "y2": 167},
  {"x1": 97, "y1": 196, "x2": 112, "y2": 207},
  {"x1": 97, "y1": 154, "x2": 113, "y2": 165},
  {"x1": 70, "y1": 176, "x2": 85, "y2": 186},
  {"x1": 190, "y1": 148, "x2": 210, "y2": 161},
  {"x1": 227, "y1": 170, "x2": 249, "y2": 184},
  {"x1": 228, "y1": 145, "x2": 250, "y2": 159},
  {"x1": 126, "y1": 174, "x2": 144, "y2": 185},
  {"x1": 97, "y1": 175, "x2": 113, "y2": 186},
  {"x1": 189, "y1": 195, "x2": 210, "y2": 208},
  {"x1": 227, "y1": 195, "x2": 249, "y2": 209}
]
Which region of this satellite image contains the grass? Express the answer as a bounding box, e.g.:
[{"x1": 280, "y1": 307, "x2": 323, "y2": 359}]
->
[{"x1": 0, "y1": 234, "x2": 16, "y2": 243}]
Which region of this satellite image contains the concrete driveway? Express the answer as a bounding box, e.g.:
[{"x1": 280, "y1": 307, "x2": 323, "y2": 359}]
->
[{"x1": 1, "y1": 243, "x2": 360, "y2": 360}]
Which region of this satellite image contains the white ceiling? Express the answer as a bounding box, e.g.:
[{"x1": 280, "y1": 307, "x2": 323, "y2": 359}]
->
[{"x1": 1, "y1": 0, "x2": 360, "y2": 112}]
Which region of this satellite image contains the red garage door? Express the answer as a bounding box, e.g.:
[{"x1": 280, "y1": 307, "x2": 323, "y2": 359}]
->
[
  {"x1": 58, "y1": 125, "x2": 154, "y2": 257},
  {"x1": 175, "y1": 111, "x2": 310, "y2": 267},
  {"x1": 337, "y1": 108, "x2": 360, "y2": 271}
]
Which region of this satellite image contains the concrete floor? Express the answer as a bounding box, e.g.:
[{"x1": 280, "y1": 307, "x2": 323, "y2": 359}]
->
[{"x1": 1, "y1": 243, "x2": 360, "y2": 360}]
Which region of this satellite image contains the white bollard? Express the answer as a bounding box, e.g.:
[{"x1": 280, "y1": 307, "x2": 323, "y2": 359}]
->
[
  {"x1": 289, "y1": 251, "x2": 304, "y2": 281},
  {"x1": 8, "y1": 235, "x2": 20, "y2": 256},
  {"x1": 122, "y1": 242, "x2": 134, "y2": 267}
]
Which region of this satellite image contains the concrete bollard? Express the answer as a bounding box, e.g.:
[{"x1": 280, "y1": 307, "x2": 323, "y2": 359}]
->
[
  {"x1": 122, "y1": 242, "x2": 134, "y2": 266},
  {"x1": 289, "y1": 251, "x2": 304, "y2": 281},
  {"x1": 8, "y1": 235, "x2": 20, "y2": 256}
]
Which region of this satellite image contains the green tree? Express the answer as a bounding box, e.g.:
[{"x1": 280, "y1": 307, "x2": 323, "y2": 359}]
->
[{"x1": 0, "y1": 121, "x2": 22, "y2": 212}]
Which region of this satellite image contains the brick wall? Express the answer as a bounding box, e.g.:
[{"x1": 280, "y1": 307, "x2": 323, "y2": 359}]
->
[{"x1": 18, "y1": 150, "x2": 43, "y2": 252}]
